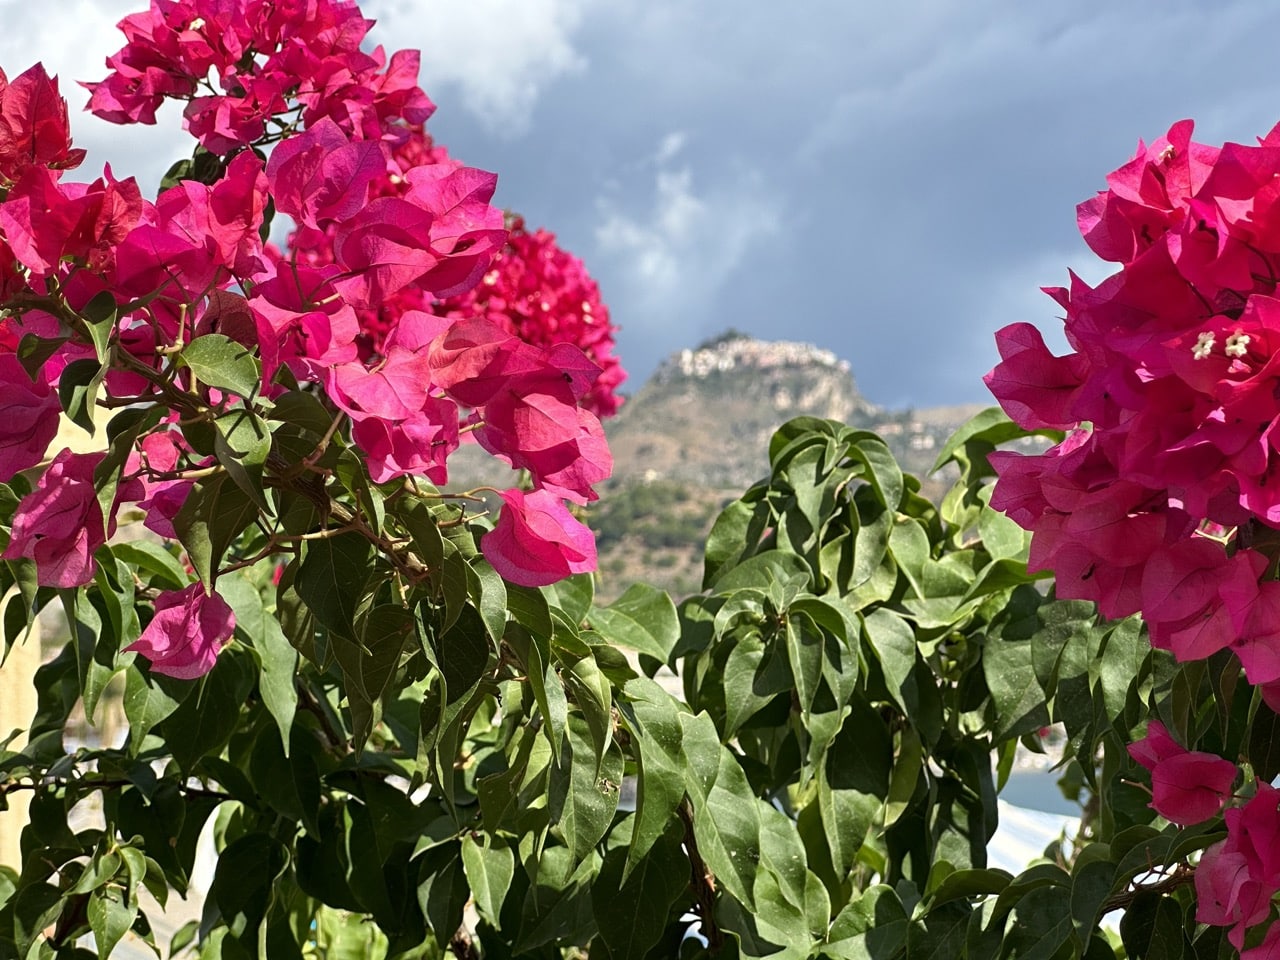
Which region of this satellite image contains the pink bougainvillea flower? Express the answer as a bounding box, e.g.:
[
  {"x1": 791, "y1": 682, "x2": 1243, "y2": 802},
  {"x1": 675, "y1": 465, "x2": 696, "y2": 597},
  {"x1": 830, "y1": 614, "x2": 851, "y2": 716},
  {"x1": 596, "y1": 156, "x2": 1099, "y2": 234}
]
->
[
  {"x1": 481, "y1": 488, "x2": 597, "y2": 587},
  {"x1": 437, "y1": 215, "x2": 627, "y2": 417},
  {"x1": 1197, "y1": 841, "x2": 1274, "y2": 949},
  {"x1": 0, "y1": 64, "x2": 86, "y2": 182},
  {"x1": 265, "y1": 117, "x2": 387, "y2": 230},
  {"x1": 138, "y1": 478, "x2": 194, "y2": 540},
  {"x1": 474, "y1": 369, "x2": 613, "y2": 503},
  {"x1": 125, "y1": 582, "x2": 236, "y2": 680},
  {"x1": 1129, "y1": 720, "x2": 1238, "y2": 825},
  {"x1": 427, "y1": 316, "x2": 546, "y2": 408},
  {"x1": 1243, "y1": 923, "x2": 1280, "y2": 960},
  {"x1": 156, "y1": 150, "x2": 268, "y2": 276},
  {"x1": 0, "y1": 354, "x2": 60, "y2": 482},
  {"x1": 1148, "y1": 751, "x2": 1237, "y2": 825},
  {"x1": 350, "y1": 395, "x2": 459, "y2": 484},
  {"x1": 1126, "y1": 720, "x2": 1184, "y2": 771},
  {"x1": 324, "y1": 343, "x2": 434, "y2": 422},
  {"x1": 983, "y1": 322, "x2": 1089, "y2": 430},
  {"x1": 1228, "y1": 784, "x2": 1280, "y2": 889},
  {"x1": 2, "y1": 449, "x2": 107, "y2": 587}
]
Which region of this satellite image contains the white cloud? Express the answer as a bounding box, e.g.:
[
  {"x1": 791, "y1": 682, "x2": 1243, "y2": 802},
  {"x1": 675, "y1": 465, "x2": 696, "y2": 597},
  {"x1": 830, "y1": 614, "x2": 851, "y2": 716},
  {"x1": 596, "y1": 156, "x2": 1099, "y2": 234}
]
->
[
  {"x1": 595, "y1": 149, "x2": 780, "y2": 336},
  {"x1": 654, "y1": 131, "x2": 686, "y2": 165},
  {"x1": 366, "y1": 0, "x2": 597, "y2": 135}
]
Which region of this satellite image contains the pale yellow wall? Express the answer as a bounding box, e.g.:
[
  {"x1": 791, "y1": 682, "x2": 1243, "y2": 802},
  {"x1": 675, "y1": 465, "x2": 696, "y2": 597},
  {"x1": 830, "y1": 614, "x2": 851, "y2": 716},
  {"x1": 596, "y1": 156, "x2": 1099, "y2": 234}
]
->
[{"x1": 0, "y1": 624, "x2": 38, "y2": 867}]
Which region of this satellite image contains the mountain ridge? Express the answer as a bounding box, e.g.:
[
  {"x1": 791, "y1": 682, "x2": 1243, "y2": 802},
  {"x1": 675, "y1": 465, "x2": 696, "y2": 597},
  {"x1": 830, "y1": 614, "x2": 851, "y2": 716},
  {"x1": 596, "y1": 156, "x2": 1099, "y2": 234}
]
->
[{"x1": 588, "y1": 330, "x2": 989, "y2": 599}]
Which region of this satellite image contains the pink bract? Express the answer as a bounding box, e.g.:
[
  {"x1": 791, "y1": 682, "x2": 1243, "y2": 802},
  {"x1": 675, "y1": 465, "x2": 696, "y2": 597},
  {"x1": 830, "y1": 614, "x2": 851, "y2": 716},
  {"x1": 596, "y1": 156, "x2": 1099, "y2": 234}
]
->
[
  {"x1": 2, "y1": 449, "x2": 108, "y2": 588},
  {"x1": 0, "y1": 353, "x2": 60, "y2": 482},
  {"x1": 481, "y1": 489, "x2": 598, "y2": 588},
  {"x1": 125, "y1": 582, "x2": 236, "y2": 679}
]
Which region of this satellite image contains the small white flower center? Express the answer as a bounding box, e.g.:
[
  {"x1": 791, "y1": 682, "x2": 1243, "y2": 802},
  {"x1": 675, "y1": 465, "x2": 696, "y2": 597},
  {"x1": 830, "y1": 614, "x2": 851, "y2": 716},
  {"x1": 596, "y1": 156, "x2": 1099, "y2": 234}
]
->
[
  {"x1": 1225, "y1": 330, "x2": 1252, "y2": 358},
  {"x1": 189, "y1": 17, "x2": 206, "y2": 29},
  {"x1": 1192, "y1": 331, "x2": 1215, "y2": 360}
]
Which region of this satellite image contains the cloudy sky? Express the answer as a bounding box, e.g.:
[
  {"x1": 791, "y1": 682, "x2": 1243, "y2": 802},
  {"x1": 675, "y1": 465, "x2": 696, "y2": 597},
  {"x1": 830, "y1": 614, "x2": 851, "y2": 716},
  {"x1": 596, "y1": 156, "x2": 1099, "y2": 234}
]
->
[{"x1": 6, "y1": 0, "x2": 1280, "y2": 408}]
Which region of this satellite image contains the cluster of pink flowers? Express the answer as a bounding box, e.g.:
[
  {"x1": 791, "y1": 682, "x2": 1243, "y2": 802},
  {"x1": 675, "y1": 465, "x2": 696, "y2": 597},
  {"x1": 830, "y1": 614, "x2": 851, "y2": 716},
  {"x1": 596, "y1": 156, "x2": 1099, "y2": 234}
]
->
[
  {"x1": 83, "y1": 0, "x2": 433, "y2": 152},
  {"x1": 1193, "y1": 779, "x2": 1280, "y2": 957},
  {"x1": 286, "y1": 124, "x2": 626, "y2": 418},
  {"x1": 986, "y1": 120, "x2": 1280, "y2": 948},
  {"x1": 986, "y1": 120, "x2": 1280, "y2": 688},
  {"x1": 438, "y1": 216, "x2": 625, "y2": 418},
  {"x1": 0, "y1": 0, "x2": 613, "y2": 677},
  {"x1": 1128, "y1": 722, "x2": 1280, "y2": 953}
]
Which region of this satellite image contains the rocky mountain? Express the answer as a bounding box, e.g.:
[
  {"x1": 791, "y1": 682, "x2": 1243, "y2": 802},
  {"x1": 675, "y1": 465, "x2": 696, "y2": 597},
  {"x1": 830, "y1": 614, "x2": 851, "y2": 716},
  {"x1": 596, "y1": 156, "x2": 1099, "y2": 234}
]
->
[{"x1": 589, "y1": 330, "x2": 989, "y2": 600}]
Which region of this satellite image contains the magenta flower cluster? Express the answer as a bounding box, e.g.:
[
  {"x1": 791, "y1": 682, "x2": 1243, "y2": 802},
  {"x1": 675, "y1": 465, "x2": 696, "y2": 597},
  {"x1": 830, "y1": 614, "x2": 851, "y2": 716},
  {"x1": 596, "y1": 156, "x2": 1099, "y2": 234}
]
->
[
  {"x1": 285, "y1": 125, "x2": 627, "y2": 419},
  {"x1": 986, "y1": 120, "x2": 1280, "y2": 949},
  {"x1": 987, "y1": 120, "x2": 1280, "y2": 685},
  {"x1": 0, "y1": 0, "x2": 613, "y2": 678}
]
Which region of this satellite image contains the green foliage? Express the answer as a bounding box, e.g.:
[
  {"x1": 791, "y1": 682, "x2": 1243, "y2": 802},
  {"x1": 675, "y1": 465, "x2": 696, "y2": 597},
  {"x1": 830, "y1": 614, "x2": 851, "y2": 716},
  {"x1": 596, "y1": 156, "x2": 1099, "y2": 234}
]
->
[{"x1": 0, "y1": 413, "x2": 1235, "y2": 958}]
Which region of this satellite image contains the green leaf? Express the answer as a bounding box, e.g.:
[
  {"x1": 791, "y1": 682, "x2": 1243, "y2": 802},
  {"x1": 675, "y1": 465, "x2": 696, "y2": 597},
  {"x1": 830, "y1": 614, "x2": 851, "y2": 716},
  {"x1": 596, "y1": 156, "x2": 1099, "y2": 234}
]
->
[
  {"x1": 257, "y1": 611, "x2": 299, "y2": 752},
  {"x1": 12, "y1": 882, "x2": 64, "y2": 958},
  {"x1": 679, "y1": 711, "x2": 762, "y2": 909},
  {"x1": 268, "y1": 388, "x2": 334, "y2": 434},
  {"x1": 977, "y1": 491, "x2": 1030, "y2": 561},
  {"x1": 823, "y1": 884, "x2": 908, "y2": 960},
  {"x1": 295, "y1": 532, "x2": 372, "y2": 640},
  {"x1": 88, "y1": 882, "x2": 137, "y2": 958},
  {"x1": 217, "y1": 568, "x2": 298, "y2": 750},
  {"x1": 506, "y1": 584, "x2": 554, "y2": 636},
  {"x1": 416, "y1": 842, "x2": 469, "y2": 948},
  {"x1": 927, "y1": 867, "x2": 1013, "y2": 907},
  {"x1": 58, "y1": 356, "x2": 107, "y2": 433},
  {"x1": 704, "y1": 495, "x2": 769, "y2": 589},
  {"x1": 112, "y1": 541, "x2": 188, "y2": 590},
  {"x1": 786, "y1": 609, "x2": 824, "y2": 724},
  {"x1": 427, "y1": 603, "x2": 493, "y2": 702},
  {"x1": 214, "y1": 408, "x2": 272, "y2": 509},
  {"x1": 180, "y1": 333, "x2": 262, "y2": 399},
  {"x1": 1000, "y1": 885, "x2": 1076, "y2": 960},
  {"x1": 461, "y1": 835, "x2": 515, "y2": 928},
  {"x1": 721, "y1": 635, "x2": 780, "y2": 736},
  {"x1": 591, "y1": 824, "x2": 688, "y2": 960},
  {"x1": 1120, "y1": 892, "x2": 1187, "y2": 960},
  {"x1": 469, "y1": 558, "x2": 509, "y2": 642},
  {"x1": 844, "y1": 430, "x2": 904, "y2": 512},
  {"x1": 173, "y1": 474, "x2": 259, "y2": 589},
  {"x1": 81, "y1": 290, "x2": 118, "y2": 363},
  {"x1": 618, "y1": 678, "x2": 689, "y2": 874},
  {"x1": 712, "y1": 549, "x2": 812, "y2": 595},
  {"x1": 821, "y1": 696, "x2": 891, "y2": 880},
  {"x1": 589, "y1": 582, "x2": 679, "y2": 663},
  {"x1": 212, "y1": 832, "x2": 289, "y2": 942},
  {"x1": 507, "y1": 623, "x2": 568, "y2": 762},
  {"x1": 1249, "y1": 700, "x2": 1280, "y2": 782},
  {"x1": 929, "y1": 406, "x2": 1032, "y2": 474},
  {"x1": 155, "y1": 649, "x2": 254, "y2": 769},
  {"x1": 983, "y1": 586, "x2": 1052, "y2": 742},
  {"x1": 548, "y1": 714, "x2": 624, "y2": 864},
  {"x1": 543, "y1": 572, "x2": 594, "y2": 625},
  {"x1": 17, "y1": 331, "x2": 69, "y2": 380},
  {"x1": 565, "y1": 652, "x2": 613, "y2": 767},
  {"x1": 122, "y1": 664, "x2": 190, "y2": 747}
]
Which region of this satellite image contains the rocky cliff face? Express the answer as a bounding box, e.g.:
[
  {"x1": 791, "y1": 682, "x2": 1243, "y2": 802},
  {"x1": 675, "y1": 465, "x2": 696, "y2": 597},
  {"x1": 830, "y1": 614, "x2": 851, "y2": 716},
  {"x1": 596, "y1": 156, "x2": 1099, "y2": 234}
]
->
[{"x1": 605, "y1": 330, "x2": 982, "y2": 490}]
